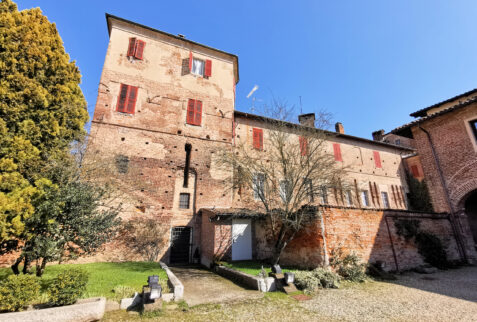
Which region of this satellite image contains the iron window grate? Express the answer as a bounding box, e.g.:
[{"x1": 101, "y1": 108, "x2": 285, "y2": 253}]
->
[{"x1": 179, "y1": 193, "x2": 190, "y2": 209}]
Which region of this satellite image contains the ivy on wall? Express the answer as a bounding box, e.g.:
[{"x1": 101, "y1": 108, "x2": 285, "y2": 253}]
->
[
  {"x1": 406, "y1": 173, "x2": 433, "y2": 212},
  {"x1": 394, "y1": 219, "x2": 449, "y2": 269}
]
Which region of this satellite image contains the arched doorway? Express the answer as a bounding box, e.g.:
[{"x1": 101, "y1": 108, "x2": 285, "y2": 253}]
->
[{"x1": 464, "y1": 190, "x2": 477, "y2": 249}]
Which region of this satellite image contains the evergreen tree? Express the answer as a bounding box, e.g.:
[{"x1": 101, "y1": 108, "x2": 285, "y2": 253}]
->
[{"x1": 0, "y1": 0, "x2": 88, "y2": 252}]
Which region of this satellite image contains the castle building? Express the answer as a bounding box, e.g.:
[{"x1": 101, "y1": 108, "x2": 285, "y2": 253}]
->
[
  {"x1": 85, "y1": 14, "x2": 476, "y2": 269},
  {"x1": 387, "y1": 89, "x2": 477, "y2": 256}
]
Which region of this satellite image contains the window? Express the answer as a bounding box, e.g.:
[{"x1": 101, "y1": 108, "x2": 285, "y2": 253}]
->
[
  {"x1": 361, "y1": 190, "x2": 370, "y2": 207},
  {"x1": 253, "y1": 128, "x2": 263, "y2": 150},
  {"x1": 304, "y1": 178, "x2": 314, "y2": 202},
  {"x1": 117, "y1": 84, "x2": 138, "y2": 114},
  {"x1": 253, "y1": 173, "x2": 265, "y2": 200},
  {"x1": 179, "y1": 193, "x2": 190, "y2": 209},
  {"x1": 395, "y1": 139, "x2": 401, "y2": 145},
  {"x1": 299, "y1": 136, "x2": 308, "y2": 156},
  {"x1": 411, "y1": 165, "x2": 420, "y2": 178},
  {"x1": 320, "y1": 185, "x2": 328, "y2": 204},
  {"x1": 127, "y1": 38, "x2": 145, "y2": 60},
  {"x1": 189, "y1": 52, "x2": 212, "y2": 77},
  {"x1": 333, "y1": 143, "x2": 342, "y2": 162},
  {"x1": 373, "y1": 151, "x2": 382, "y2": 168},
  {"x1": 186, "y1": 99, "x2": 202, "y2": 126},
  {"x1": 381, "y1": 191, "x2": 389, "y2": 208},
  {"x1": 470, "y1": 119, "x2": 477, "y2": 142},
  {"x1": 279, "y1": 180, "x2": 291, "y2": 202},
  {"x1": 345, "y1": 190, "x2": 353, "y2": 206}
]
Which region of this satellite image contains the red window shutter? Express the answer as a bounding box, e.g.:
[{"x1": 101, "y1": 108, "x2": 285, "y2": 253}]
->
[
  {"x1": 253, "y1": 128, "x2": 263, "y2": 150},
  {"x1": 411, "y1": 165, "x2": 419, "y2": 178},
  {"x1": 186, "y1": 99, "x2": 195, "y2": 124},
  {"x1": 194, "y1": 100, "x2": 202, "y2": 125},
  {"x1": 373, "y1": 151, "x2": 382, "y2": 168},
  {"x1": 189, "y1": 52, "x2": 193, "y2": 71},
  {"x1": 333, "y1": 143, "x2": 342, "y2": 161},
  {"x1": 134, "y1": 40, "x2": 145, "y2": 60},
  {"x1": 126, "y1": 86, "x2": 138, "y2": 114},
  {"x1": 117, "y1": 84, "x2": 129, "y2": 112},
  {"x1": 127, "y1": 38, "x2": 136, "y2": 57},
  {"x1": 299, "y1": 136, "x2": 308, "y2": 156},
  {"x1": 204, "y1": 59, "x2": 212, "y2": 77}
]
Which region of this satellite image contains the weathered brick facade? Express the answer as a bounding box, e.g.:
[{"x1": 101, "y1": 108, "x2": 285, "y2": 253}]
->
[{"x1": 390, "y1": 91, "x2": 477, "y2": 263}]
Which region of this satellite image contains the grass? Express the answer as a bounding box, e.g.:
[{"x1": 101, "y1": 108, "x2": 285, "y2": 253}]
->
[
  {"x1": 219, "y1": 260, "x2": 296, "y2": 276},
  {"x1": 101, "y1": 294, "x2": 322, "y2": 321},
  {"x1": 0, "y1": 262, "x2": 169, "y2": 301}
]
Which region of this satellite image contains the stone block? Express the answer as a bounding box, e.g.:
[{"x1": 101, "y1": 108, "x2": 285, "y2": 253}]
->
[{"x1": 120, "y1": 292, "x2": 141, "y2": 310}]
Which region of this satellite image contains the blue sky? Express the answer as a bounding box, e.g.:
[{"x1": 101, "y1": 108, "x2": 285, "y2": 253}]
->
[{"x1": 17, "y1": 0, "x2": 477, "y2": 139}]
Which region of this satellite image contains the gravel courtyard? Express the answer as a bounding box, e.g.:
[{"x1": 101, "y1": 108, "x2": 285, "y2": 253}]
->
[
  {"x1": 300, "y1": 266, "x2": 477, "y2": 321},
  {"x1": 102, "y1": 266, "x2": 477, "y2": 322}
]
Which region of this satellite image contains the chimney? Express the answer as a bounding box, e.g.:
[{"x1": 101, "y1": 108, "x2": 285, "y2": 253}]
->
[
  {"x1": 335, "y1": 122, "x2": 344, "y2": 134},
  {"x1": 372, "y1": 130, "x2": 385, "y2": 141},
  {"x1": 298, "y1": 113, "x2": 315, "y2": 128}
]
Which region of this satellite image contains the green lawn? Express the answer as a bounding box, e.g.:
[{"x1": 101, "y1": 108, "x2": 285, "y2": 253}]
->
[
  {"x1": 220, "y1": 260, "x2": 295, "y2": 276},
  {"x1": 0, "y1": 262, "x2": 169, "y2": 301}
]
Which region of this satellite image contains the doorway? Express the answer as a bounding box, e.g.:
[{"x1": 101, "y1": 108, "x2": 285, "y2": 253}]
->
[
  {"x1": 464, "y1": 190, "x2": 477, "y2": 249},
  {"x1": 231, "y1": 219, "x2": 252, "y2": 260},
  {"x1": 170, "y1": 226, "x2": 192, "y2": 264}
]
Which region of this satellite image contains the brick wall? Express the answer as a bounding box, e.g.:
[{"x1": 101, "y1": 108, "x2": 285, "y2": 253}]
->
[
  {"x1": 252, "y1": 207, "x2": 463, "y2": 271},
  {"x1": 410, "y1": 104, "x2": 477, "y2": 212}
]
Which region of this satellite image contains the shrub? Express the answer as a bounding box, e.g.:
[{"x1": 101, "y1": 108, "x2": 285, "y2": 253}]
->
[
  {"x1": 331, "y1": 250, "x2": 367, "y2": 282},
  {"x1": 294, "y1": 268, "x2": 340, "y2": 292},
  {"x1": 48, "y1": 269, "x2": 88, "y2": 306},
  {"x1": 0, "y1": 274, "x2": 40, "y2": 312}
]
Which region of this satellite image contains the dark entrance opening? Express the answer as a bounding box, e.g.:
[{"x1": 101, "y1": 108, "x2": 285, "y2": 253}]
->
[
  {"x1": 464, "y1": 190, "x2": 477, "y2": 249},
  {"x1": 170, "y1": 226, "x2": 192, "y2": 264}
]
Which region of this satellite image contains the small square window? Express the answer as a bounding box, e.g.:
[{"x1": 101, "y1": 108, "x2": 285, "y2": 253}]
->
[
  {"x1": 381, "y1": 191, "x2": 390, "y2": 208},
  {"x1": 320, "y1": 186, "x2": 328, "y2": 204},
  {"x1": 361, "y1": 190, "x2": 370, "y2": 207},
  {"x1": 395, "y1": 139, "x2": 401, "y2": 145},
  {"x1": 179, "y1": 193, "x2": 190, "y2": 209},
  {"x1": 253, "y1": 173, "x2": 265, "y2": 200},
  {"x1": 470, "y1": 119, "x2": 477, "y2": 142},
  {"x1": 191, "y1": 58, "x2": 205, "y2": 76},
  {"x1": 345, "y1": 190, "x2": 353, "y2": 206},
  {"x1": 304, "y1": 178, "x2": 314, "y2": 202}
]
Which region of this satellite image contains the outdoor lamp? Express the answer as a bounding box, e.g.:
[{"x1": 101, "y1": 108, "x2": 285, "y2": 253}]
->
[{"x1": 147, "y1": 275, "x2": 162, "y2": 300}]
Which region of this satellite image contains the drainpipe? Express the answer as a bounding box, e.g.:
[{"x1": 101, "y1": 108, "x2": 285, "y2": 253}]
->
[{"x1": 418, "y1": 125, "x2": 468, "y2": 262}]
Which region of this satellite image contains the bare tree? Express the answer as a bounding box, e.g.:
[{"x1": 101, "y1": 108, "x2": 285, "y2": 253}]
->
[
  {"x1": 118, "y1": 217, "x2": 169, "y2": 262},
  {"x1": 218, "y1": 100, "x2": 347, "y2": 265}
]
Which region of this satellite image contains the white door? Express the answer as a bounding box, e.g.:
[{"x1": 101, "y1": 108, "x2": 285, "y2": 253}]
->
[{"x1": 232, "y1": 219, "x2": 252, "y2": 260}]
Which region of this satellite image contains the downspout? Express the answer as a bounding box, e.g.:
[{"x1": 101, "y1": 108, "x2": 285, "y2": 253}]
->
[
  {"x1": 384, "y1": 215, "x2": 399, "y2": 272},
  {"x1": 418, "y1": 125, "x2": 468, "y2": 262}
]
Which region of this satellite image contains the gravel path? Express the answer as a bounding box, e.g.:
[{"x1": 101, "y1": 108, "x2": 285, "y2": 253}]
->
[{"x1": 300, "y1": 266, "x2": 477, "y2": 321}]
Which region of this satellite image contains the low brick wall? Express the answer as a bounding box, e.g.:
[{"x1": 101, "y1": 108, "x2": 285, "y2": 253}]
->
[{"x1": 254, "y1": 207, "x2": 466, "y2": 272}]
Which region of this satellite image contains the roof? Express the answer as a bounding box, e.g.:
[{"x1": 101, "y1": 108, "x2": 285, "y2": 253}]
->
[
  {"x1": 200, "y1": 208, "x2": 266, "y2": 221},
  {"x1": 391, "y1": 97, "x2": 477, "y2": 137},
  {"x1": 410, "y1": 88, "x2": 477, "y2": 118},
  {"x1": 105, "y1": 13, "x2": 239, "y2": 83},
  {"x1": 234, "y1": 111, "x2": 414, "y2": 152}
]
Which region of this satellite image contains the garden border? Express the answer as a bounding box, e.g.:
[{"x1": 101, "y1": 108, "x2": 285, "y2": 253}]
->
[
  {"x1": 159, "y1": 261, "x2": 184, "y2": 300},
  {"x1": 0, "y1": 297, "x2": 106, "y2": 322},
  {"x1": 215, "y1": 265, "x2": 276, "y2": 292}
]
